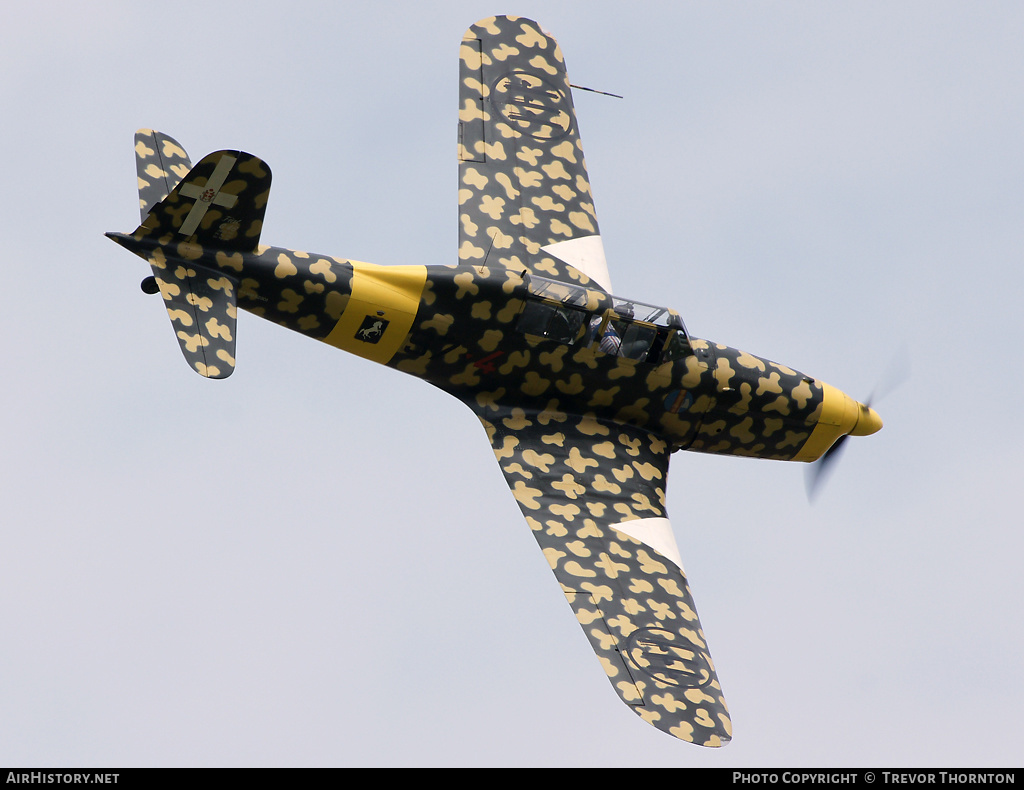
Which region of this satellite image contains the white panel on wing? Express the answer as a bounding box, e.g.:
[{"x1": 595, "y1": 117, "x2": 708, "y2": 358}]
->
[
  {"x1": 612, "y1": 517, "x2": 684, "y2": 571},
  {"x1": 541, "y1": 235, "x2": 613, "y2": 292}
]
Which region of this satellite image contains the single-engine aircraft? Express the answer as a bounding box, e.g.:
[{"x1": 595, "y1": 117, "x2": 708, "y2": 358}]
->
[{"x1": 107, "y1": 15, "x2": 882, "y2": 747}]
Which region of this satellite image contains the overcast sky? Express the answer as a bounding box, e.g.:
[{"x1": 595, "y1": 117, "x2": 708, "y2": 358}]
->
[{"x1": 2, "y1": 0, "x2": 1022, "y2": 768}]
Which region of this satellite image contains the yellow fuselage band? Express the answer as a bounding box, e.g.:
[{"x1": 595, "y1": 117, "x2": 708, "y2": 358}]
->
[{"x1": 324, "y1": 262, "x2": 428, "y2": 365}]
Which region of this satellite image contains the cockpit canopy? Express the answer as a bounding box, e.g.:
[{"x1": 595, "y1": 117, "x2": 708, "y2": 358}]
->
[{"x1": 516, "y1": 275, "x2": 693, "y2": 364}]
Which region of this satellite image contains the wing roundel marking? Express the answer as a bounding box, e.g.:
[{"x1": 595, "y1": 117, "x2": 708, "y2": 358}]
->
[
  {"x1": 623, "y1": 627, "x2": 715, "y2": 688},
  {"x1": 492, "y1": 71, "x2": 573, "y2": 141}
]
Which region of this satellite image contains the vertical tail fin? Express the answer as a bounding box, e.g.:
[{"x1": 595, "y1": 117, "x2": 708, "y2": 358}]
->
[{"x1": 136, "y1": 148, "x2": 270, "y2": 254}]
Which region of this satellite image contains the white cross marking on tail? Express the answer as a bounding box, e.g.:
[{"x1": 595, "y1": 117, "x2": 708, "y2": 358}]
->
[{"x1": 177, "y1": 154, "x2": 239, "y2": 236}]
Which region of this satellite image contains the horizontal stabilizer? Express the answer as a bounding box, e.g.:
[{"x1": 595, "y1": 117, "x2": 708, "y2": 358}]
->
[
  {"x1": 152, "y1": 261, "x2": 238, "y2": 379},
  {"x1": 135, "y1": 130, "x2": 192, "y2": 222}
]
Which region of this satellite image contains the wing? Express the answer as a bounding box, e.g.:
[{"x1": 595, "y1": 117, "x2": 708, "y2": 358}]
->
[
  {"x1": 475, "y1": 405, "x2": 732, "y2": 746},
  {"x1": 458, "y1": 16, "x2": 613, "y2": 292}
]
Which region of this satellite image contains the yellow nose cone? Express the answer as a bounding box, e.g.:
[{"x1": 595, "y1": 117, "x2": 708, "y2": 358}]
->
[
  {"x1": 850, "y1": 403, "x2": 883, "y2": 436},
  {"x1": 794, "y1": 383, "x2": 883, "y2": 462}
]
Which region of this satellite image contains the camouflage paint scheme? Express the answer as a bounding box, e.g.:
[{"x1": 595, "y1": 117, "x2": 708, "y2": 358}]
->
[{"x1": 108, "y1": 17, "x2": 881, "y2": 747}]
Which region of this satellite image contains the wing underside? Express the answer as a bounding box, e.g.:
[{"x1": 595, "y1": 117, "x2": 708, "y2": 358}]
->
[
  {"x1": 458, "y1": 16, "x2": 612, "y2": 292},
  {"x1": 474, "y1": 404, "x2": 731, "y2": 746}
]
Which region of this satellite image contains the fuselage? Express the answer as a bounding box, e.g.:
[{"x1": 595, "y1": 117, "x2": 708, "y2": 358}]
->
[{"x1": 114, "y1": 234, "x2": 879, "y2": 463}]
